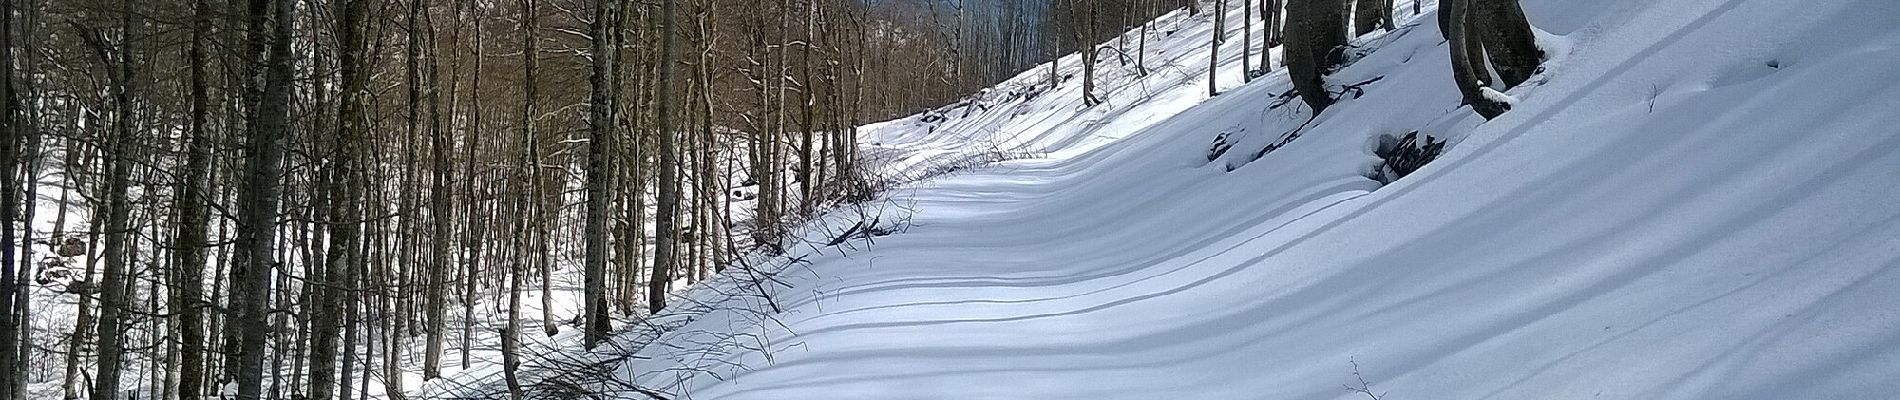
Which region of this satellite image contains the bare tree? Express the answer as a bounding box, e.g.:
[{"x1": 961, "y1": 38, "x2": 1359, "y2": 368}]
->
[
  {"x1": 651, "y1": 0, "x2": 682, "y2": 314},
  {"x1": 0, "y1": 0, "x2": 18, "y2": 394},
  {"x1": 308, "y1": 0, "x2": 370, "y2": 396},
  {"x1": 504, "y1": 0, "x2": 539, "y2": 396},
  {"x1": 227, "y1": 0, "x2": 295, "y2": 398},
  {"x1": 1242, "y1": 0, "x2": 1252, "y2": 82},
  {"x1": 424, "y1": 0, "x2": 455, "y2": 378},
  {"x1": 1210, "y1": 0, "x2": 1224, "y2": 96},
  {"x1": 585, "y1": 0, "x2": 623, "y2": 348},
  {"x1": 89, "y1": 1, "x2": 142, "y2": 398},
  {"x1": 169, "y1": 1, "x2": 216, "y2": 399}
]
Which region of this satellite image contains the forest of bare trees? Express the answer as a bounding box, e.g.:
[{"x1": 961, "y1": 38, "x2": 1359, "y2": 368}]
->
[{"x1": 0, "y1": 0, "x2": 1541, "y2": 399}]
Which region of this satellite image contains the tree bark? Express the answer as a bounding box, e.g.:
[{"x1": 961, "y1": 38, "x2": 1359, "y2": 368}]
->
[
  {"x1": 1082, "y1": 0, "x2": 1100, "y2": 106},
  {"x1": 504, "y1": 0, "x2": 536, "y2": 396},
  {"x1": 1355, "y1": 0, "x2": 1384, "y2": 36},
  {"x1": 583, "y1": 0, "x2": 621, "y2": 348},
  {"x1": 1260, "y1": 0, "x2": 1277, "y2": 72},
  {"x1": 423, "y1": 0, "x2": 452, "y2": 378},
  {"x1": 1446, "y1": 0, "x2": 1509, "y2": 119},
  {"x1": 1210, "y1": 0, "x2": 1223, "y2": 97},
  {"x1": 91, "y1": 2, "x2": 143, "y2": 398},
  {"x1": 309, "y1": 0, "x2": 368, "y2": 396},
  {"x1": 461, "y1": 3, "x2": 486, "y2": 370},
  {"x1": 0, "y1": 0, "x2": 19, "y2": 394},
  {"x1": 170, "y1": 1, "x2": 215, "y2": 399},
  {"x1": 1472, "y1": 0, "x2": 1541, "y2": 88},
  {"x1": 650, "y1": 0, "x2": 681, "y2": 315},
  {"x1": 1282, "y1": 0, "x2": 1347, "y2": 111},
  {"x1": 1243, "y1": 0, "x2": 1252, "y2": 81},
  {"x1": 227, "y1": 0, "x2": 294, "y2": 398}
]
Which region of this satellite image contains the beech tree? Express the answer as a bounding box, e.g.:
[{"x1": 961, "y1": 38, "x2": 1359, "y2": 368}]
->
[
  {"x1": 1445, "y1": 0, "x2": 1544, "y2": 119},
  {"x1": 1210, "y1": 0, "x2": 1224, "y2": 96},
  {"x1": 1283, "y1": 0, "x2": 1348, "y2": 111},
  {"x1": 227, "y1": 0, "x2": 296, "y2": 398},
  {"x1": 0, "y1": 0, "x2": 19, "y2": 395},
  {"x1": 88, "y1": 1, "x2": 141, "y2": 398},
  {"x1": 308, "y1": 0, "x2": 370, "y2": 396},
  {"x1": 1355, "y1": 0, "x2": 1393, "y2": 36},
  {"x1": 584, "y1": 0, "x2": 622, "y2": 348}
]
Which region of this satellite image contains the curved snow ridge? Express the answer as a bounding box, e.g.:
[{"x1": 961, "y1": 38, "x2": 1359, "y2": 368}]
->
[{"x1": 637, "y1": 0, "x2": 1900, "y2": 399}]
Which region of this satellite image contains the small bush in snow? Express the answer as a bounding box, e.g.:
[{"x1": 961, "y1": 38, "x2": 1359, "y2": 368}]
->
[
  {"x1": 1372, "y1": 131, "x2": 1447, "y2": 184},
  {"x1": 1207, "y1": 130, "x2": 1235, "y2": 162}
]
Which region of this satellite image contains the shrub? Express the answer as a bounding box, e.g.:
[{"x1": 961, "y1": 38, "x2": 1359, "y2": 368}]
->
[{"x1": 1373, "y1": 131, "x2": 1446, "y2": 183}]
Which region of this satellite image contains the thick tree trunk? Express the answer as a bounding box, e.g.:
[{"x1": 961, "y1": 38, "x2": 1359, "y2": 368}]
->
[
  {"x1": 229, "y1": 0, "x2": 294, "y2": 398},
  {"x1": 1282, "y1": 0, "x2": 1347, "y2": 111},
  {"x1": 1446, "y1": 0, "x2": 1509, "y2": 119},
  {"x1": 1472, "y1": 0, "x2": 1541, "y2": 88},
  {"x1": 1355, "y1": 0, "x2": 1384, "y2": 36}
]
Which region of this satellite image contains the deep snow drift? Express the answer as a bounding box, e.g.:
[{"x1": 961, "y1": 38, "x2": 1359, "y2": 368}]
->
[{"x1": 453, "y1": 0, "x2": 1900, "y2": 398}]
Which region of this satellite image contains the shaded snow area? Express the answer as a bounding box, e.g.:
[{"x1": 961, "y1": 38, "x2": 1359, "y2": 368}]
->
[{"x1": 444, "y1": 0, "x2": 1900, "y2": 398}]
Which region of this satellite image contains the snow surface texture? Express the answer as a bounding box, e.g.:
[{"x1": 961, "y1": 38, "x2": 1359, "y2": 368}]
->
[{"x1": 444, "y1": 0, "x2": 1900, "y2": 398}]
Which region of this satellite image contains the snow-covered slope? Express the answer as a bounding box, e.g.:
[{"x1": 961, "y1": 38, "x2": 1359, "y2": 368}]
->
[{"x1": 610, "y1": 0, "x2": 1900, "y2": 398}]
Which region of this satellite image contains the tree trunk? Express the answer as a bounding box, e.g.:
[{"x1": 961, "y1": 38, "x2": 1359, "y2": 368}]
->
[
  {"x1": 1446, "y1": 0, "x2": 1509, "y2": 119},
  {"x1": 64, "y1": 109, "x2": 104, "y2": 400},
  {"x1": 92, "y1": 2, "x2": 143, "y2": 398},
  {"x1": 1210, "y1": 0, "x2": 1223, "y2": 96},
  {"x1": 504, "y1": 0, "x2": 536, "y2": 395},
  {"x1": 700, "y1": 3, "x2": 722, "y2": 274},
  {"x1": 1472, "y1": 0, "x2": 1541, "y2": 88},
  {"x1": 800, "y1": 0, "x2": 817, "y2": 214},
  {"x1": 651, "y1": 0, "x2": 681, "y2": 315},
  {"x1": 0, "y1": 0, "x2": 18, "y2": 395},
  {"x1": 1259, "y1": 0, "x2": 1275, "y2": 72},
  {"x1": 228, "y1": 0, "x2": 294, "y2": 398},
  {"x1": 1242, "y1": 0, "x2": 1252, "y2": 81},
  {"x1": 1282, "y1": 0, "x2": 1347, "y2": 111},
  {"x1": 1380, "y1": 0, "x2": 1395, "y2": 31},
  {"x1": 423, "y1": 1, "x2": 452, "y2": 378},
  {"x1": 1355, "y1": 0, "x2": 1384, "y2": 36},
  {"x1": 1082, "y1": 0, "x2": 1100, "y2": 106},
  {"x1": 461, "y1": 3, "x2": 486, "y2": 370},
  {"x1": 171, "y1": 2, "x2": 214, "y2": 399},
  {"x1": 309, "y1": 0, "x2": 368, "y2": 396},
  {"x1": 583, "y1": 0, "x2": 620, "y2": 348}
]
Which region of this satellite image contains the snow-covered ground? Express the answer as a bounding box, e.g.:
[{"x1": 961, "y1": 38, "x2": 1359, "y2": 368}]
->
[{"x1": 563, "y1": 0, "x2": 1900, "y2": 398}]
